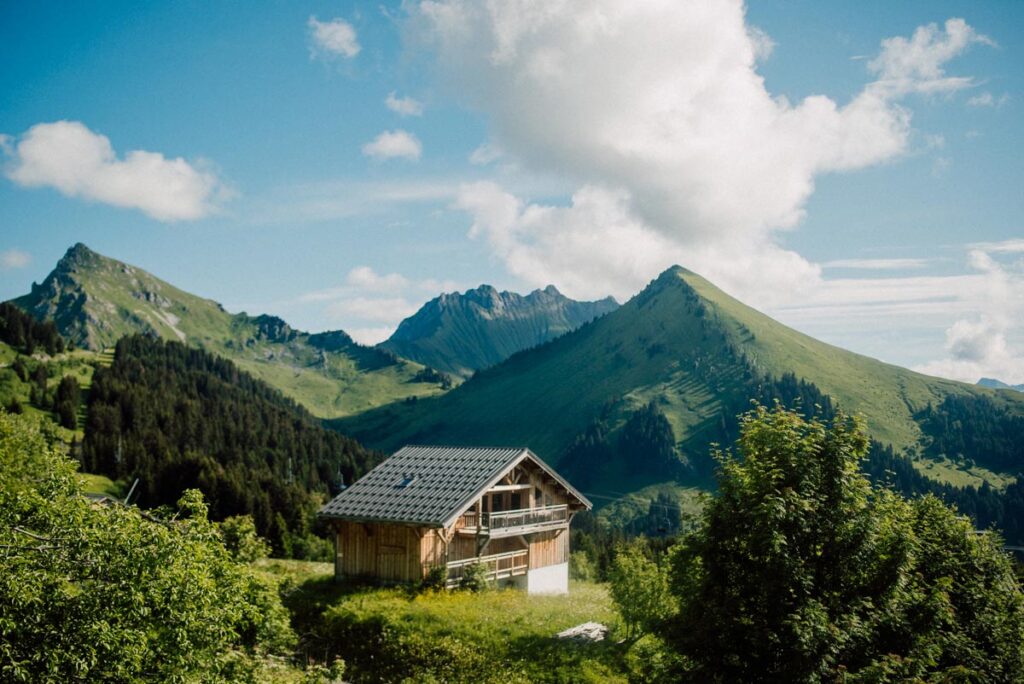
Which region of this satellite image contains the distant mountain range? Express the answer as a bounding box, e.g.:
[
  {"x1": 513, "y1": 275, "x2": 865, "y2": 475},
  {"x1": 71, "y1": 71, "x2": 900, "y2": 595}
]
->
[
  {"x1": 978, "y1": 378, "x2": 1024, "y2": 393},
  {"x1": 11, "y1": 244, "x2": 445, "y2": 418},
  {"x1": 337, "y1": 266, "x2": 1024, "y2": 495},
  {"x1": 379, "y1": 284, "x2": 618, "y2": 378},
  {"x1": 10, "y1": 244, "x2": 1024, "y2": 512},
  {"x1": 9, "y1": 244, "x2": 616, "y2": 418}
]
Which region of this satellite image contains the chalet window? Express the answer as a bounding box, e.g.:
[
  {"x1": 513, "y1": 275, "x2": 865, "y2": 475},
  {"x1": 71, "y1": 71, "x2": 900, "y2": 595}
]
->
[
  {"x1": 511, "y1": 492, "x2": 522, "y2": 510},
  {"x1": 535, "y1": 488, "x2": 543, "y2": 506}
]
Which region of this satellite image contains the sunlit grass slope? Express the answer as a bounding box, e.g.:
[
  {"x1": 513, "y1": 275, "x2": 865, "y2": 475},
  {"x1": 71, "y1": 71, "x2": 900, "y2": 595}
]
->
[{"x1": 337, "y1": 267, "x2": 1024, "y2": 492}]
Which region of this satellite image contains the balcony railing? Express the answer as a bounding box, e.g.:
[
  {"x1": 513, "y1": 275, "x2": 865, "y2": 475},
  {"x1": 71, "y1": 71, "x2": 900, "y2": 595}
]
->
[
  {"x1": 458, "y1": 504, "x2": 569, "y2": 535},
  {"x1": 445, "y1": 549, "x2": 528, "y2": 588}
]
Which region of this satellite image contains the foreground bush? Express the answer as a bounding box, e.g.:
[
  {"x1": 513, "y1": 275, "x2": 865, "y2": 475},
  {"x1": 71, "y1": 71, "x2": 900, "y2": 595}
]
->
[
  {"x1": 661, "y1": 405, "x2": 1024, "y2": 682},
  {"x1": 0, "y1": 412, "x2": 295, "y2": 682}
]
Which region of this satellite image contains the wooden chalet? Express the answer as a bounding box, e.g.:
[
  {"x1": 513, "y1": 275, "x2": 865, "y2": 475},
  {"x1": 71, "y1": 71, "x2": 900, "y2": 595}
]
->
[{"x1": 318, "y1": 446, "x2": 592, "y2": 594}]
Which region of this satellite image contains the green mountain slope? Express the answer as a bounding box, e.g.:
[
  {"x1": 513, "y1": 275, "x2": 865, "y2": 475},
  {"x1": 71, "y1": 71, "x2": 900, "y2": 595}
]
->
[
  {"x1": 378, "y1": 284, "x2": 618, "y2": 378},
  {"x1": 83, "y1": 334, "x2": 381, "y2": 556},
  {"x1": 11, "y1": 244, "x2": 447, "y2": 417},
  {"x1": 336, "y1": 266, "x2": 1024, "y2": 493}
]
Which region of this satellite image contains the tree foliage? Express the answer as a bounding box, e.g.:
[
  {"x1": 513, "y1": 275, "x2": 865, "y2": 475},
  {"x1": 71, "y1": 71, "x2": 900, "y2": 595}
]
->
[
  {"x1": 0, "y1": 411, "x2": 295, "y2": 682},
  {"x1": 661, "y1": 404, "x2": 1024, "y2": 682},
  {"x1": 0, "y1": 302, "x2": 65, "y2": 356},
  {"x1": 53, "y1": 374, "x2": 80, "y2": 429},
  {"x1": 81, "y1": 335, "x2": 380, "y2": 556},
  {"x1": 918, "y1": 394, "x2": 1024, "y2": 472},
  {"x1": 608, "y1": 542, "x2": 672, "y2": 639}
]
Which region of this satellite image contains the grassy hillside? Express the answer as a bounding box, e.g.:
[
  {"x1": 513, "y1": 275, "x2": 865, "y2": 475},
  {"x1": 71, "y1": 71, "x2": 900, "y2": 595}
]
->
[
  {"x1": 337, "y1": 267, "x2": 1024, "y2": 497},
  {"x1": 11, "y1": 244, "x2": 447, "y2": 418},
  {"x1": 260, "y1": 559, "x2": 627, "y2": 683},
  {"x1": 0, "y1": 339, "x2": 103, "y2": 439},
  {"x1": 380, "y1": 284, "x2": 618, "y2": 378}
]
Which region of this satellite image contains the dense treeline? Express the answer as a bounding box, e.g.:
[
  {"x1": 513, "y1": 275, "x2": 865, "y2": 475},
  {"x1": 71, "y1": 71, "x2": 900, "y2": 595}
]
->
[
  {"x1": 918, "y1": 394, "x2": 1024, "y2": 472},
  {"x1": 0, "y1": 302, "x2": 64, "y2": 356},
  {"x1": 82, "y1": 335, "x2": 380, "y2": 556},
  {"x1": 865, "y1": 440, "x2": 1024, "y2": 544}
]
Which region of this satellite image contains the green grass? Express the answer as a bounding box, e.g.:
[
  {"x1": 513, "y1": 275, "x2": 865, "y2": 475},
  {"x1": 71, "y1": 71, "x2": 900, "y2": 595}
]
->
[
  {"x1": 913, "y1": 455, "x2": 1017, "y2": 490},
  {"x1": 258, "y1": 560, "x2": 628, "y2": 683},
  {"x1": 598, "y1": 483, "x2": 707, "y2": 530},
  {"x1": 0, "y1": 341, "x2": 105, "y2": 439},
  {"x1": 78, "y1": 473, "x2": 126, "y2": 499}
]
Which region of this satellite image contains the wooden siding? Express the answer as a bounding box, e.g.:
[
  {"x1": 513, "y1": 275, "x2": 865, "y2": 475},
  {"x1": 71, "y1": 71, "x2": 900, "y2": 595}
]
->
[
  {"x1": 527, "y1": 529, "x2": 568, "y2": 569},
  {"x1": 334, "y1": 520, "x2": 428, "y2": 582}
]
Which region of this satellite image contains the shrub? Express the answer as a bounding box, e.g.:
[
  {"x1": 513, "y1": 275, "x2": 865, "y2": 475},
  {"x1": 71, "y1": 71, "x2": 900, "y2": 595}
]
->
[
  {"x1": 220, "y1": 514, "x2": 272, "y2": 563},
  {"x1": 421, "y1": 564, "x2": 448, "y2": 591},
  {"x1": 0, "y1": 413, "x2": 295, "y2": 681},
  {"x1": 460, "y1": 562, "x2": 491, "y2": 592}
]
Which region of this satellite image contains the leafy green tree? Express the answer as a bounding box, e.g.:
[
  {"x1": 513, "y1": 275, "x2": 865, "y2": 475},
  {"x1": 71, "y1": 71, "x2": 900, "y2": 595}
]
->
[
  {"x1": 662, "y1": 404, "x2": 1024, "y2": 682},
  {"x1": 219, "y1": 514, "x2": 272, "y2": 563},
  {"x1": 609, "y1": 542, "x2": 672, "y2": 639},
  {"x1": 0, "y1": 412, "x2": 295, "y2": 682}
]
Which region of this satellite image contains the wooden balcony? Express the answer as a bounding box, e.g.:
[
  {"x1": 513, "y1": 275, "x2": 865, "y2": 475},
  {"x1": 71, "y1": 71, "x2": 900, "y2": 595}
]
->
[
  {"x1": 445, "y1": 549, "x2": 529, "y2": 588},
  {"x1": 457, "y1": 504, "x2": 569, "y2": 538}
]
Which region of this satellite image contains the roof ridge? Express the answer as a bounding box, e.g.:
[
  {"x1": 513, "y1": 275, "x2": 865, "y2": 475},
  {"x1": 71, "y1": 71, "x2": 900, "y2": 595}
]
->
[{"x1": 319, "y1": 444, "x2": 589, "y2": 527}]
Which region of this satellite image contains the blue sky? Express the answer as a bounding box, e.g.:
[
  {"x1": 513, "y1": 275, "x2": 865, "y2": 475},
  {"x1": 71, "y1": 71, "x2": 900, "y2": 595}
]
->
[{"x1": 1, "y1": 1, "x2": 1022, "y2": 383}]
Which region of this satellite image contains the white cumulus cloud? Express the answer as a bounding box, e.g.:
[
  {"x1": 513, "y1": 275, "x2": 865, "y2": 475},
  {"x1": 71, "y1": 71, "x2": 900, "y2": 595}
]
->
[
  {"x1": 0, "y1": 249, "x2": 31, "y2": 270},
  {"x1": 3, "y1": 121, "x2": 224, "y2": 222},
  {"x1": 914, "y1": 247, "x2": 1024, "y2": 384},
  {"x1": 414, "y1": 2, "x2": 989, "y2": 304},
  {"x1": 385, "y1": 92, "x2": 424, "y2": 116},
  {"x1": 308, "y1": 16, "x2": 360, "y2": 59},
  {"x1": 362, "y1": 130, "x2": 422, "y2": 161}
]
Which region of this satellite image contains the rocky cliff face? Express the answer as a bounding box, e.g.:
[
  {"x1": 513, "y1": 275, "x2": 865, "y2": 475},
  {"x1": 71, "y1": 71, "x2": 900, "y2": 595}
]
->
[{"x1": 379, "y1": 284, "x2": 618, "y2": 377}]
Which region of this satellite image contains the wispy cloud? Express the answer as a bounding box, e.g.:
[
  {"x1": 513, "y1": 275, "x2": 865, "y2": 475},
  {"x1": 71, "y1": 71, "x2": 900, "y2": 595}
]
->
[
  {"x1": 967, "y1": 91, "x2": 1009, "y2": 108},
  {"x1": 385, "y1": 92, "x2": 423, "y2": 117},
  {"x1": 969, "y1": 238, "x2": 1024, "y2": 254},
  {"x1": 296, "y1": 265, "x2": 465, "y2": 345},
  {"x1": 0, "y1": 248, "x2": 31, "y2": 270},
  {"x1": 823, "y1": 258, "x2": 932, "y2": 270},
  {"x1": 308, "y1": 16, "x2": 360, "y2": 59},
  {"x1": 246, "y1": 178, "x2": 459, "y2": 225}
]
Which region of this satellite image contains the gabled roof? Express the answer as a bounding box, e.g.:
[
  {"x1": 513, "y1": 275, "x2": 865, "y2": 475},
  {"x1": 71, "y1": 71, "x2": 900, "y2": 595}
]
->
[{"x1": 318, "y1": 445, "x2": 592, "y2": 528}]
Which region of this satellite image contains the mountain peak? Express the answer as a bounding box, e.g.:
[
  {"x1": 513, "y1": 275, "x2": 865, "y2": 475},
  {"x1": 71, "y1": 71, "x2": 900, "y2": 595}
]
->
[
  {"x1": 57, "y1": 242, "x2": 102, "y2": 271},
  {"x1": 381, "y1": 284, "x2": 619, "y2": 377}
]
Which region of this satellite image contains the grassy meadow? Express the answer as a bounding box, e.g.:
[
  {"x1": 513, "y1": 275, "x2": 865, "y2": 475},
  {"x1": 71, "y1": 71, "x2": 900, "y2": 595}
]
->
[{"x1": 257, "y1": 559, "x2": 635, "y2": 683}]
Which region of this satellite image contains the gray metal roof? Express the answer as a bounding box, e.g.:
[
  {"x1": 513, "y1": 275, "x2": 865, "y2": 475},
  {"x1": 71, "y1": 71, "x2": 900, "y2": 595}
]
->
[{"x1": 318, "y1": 445, "x2": 591, "y2": 528}]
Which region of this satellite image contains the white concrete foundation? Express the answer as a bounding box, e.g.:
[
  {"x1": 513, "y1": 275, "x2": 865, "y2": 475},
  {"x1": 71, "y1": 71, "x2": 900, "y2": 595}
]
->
[{"x1": 527, "y1": 562, "x2": 569, "y2": 595}]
